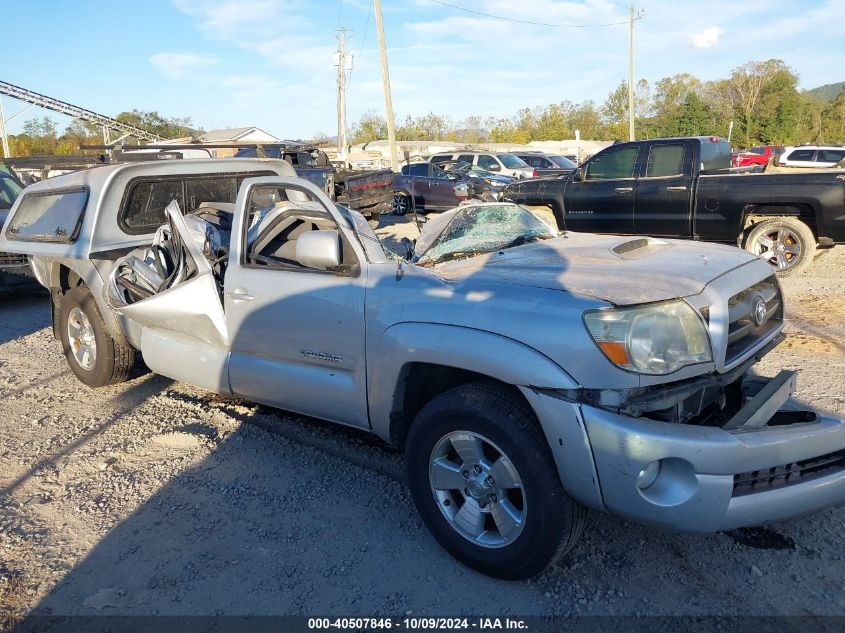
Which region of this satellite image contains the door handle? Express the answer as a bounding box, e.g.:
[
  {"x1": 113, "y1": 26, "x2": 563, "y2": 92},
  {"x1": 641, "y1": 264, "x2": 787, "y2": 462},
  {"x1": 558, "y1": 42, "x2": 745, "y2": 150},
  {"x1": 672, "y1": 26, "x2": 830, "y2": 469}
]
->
[
  {"x1": 666, "y1": 186, "x2": 688, "y2": 192},
  {"x1": 614, "y1": 187, "x2": 633, "y2": 193},
  {"x1": 226, "y1": 289, "x2": 254, "y2": 302}
]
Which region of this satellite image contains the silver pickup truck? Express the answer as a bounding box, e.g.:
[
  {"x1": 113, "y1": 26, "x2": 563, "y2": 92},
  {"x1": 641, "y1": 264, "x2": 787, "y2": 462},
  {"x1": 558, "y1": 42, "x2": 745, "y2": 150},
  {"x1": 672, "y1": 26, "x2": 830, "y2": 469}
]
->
[{"x1": 2, "y1": 158, "x2": 844, "y2": 580}]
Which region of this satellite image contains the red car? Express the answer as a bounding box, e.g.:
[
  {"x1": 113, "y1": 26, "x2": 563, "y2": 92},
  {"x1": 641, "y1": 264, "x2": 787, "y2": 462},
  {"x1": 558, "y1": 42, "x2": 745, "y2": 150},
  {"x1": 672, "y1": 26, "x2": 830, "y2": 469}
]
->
[{"x1": 732, "y1": 145, "x2": 785, "y2": 167}]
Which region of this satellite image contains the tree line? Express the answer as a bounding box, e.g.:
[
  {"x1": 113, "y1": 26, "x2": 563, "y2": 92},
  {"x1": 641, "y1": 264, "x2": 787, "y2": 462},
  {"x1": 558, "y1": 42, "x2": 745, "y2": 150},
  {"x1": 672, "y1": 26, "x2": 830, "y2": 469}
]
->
[
  {"x1": 1, "y1": 111, "x2": 198, "y2": 157},
  {"x1": 350, "y1": 59, "x2": 845, "y2": 148}
]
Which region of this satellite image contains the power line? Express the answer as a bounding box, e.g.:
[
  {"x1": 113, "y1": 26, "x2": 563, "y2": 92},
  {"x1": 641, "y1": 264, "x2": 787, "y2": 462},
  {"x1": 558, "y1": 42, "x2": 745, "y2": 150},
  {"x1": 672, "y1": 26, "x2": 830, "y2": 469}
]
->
[
  {"x1": 347, "y1": 0, "x2": 373, "y2": 90},
  {"x1": 427, "y1": 0, "x2": 628, "y2": 28}
]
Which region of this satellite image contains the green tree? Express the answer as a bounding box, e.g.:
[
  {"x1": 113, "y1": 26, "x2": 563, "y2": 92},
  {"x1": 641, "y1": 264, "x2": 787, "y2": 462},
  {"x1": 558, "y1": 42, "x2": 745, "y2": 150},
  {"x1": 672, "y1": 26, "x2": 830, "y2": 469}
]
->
[{"x1": 114, "y1": 110, "x2": 198, "y2": 139}]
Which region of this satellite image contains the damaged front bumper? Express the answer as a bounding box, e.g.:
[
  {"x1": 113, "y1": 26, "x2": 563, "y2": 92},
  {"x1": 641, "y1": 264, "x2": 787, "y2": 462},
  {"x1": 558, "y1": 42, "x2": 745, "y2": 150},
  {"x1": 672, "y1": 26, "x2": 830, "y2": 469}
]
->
[{"x1": 524, "y1": 372, "x2": 845, "y2": 533}]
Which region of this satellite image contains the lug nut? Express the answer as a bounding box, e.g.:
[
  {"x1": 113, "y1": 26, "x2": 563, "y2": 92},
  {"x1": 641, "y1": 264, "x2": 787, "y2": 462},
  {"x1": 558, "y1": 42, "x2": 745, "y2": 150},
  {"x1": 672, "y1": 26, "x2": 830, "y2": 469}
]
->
[
  {"x1": 478, "y1": 500, "x2": 487, "y2": 508},
  {"x1": 490, "y1": 493, "x2": 497, "y2": 503},
  {"x1": 462, "y1": 470, "x2": 470, "y2": 479},
  {"x1": 473, "y1": 465, "x2": 483, "y2": 474},
  {"x1": 443, "y1": 499, "x2": 451, "y2": 507},
  {"x1": 486, "y1": 476, "x2": 495, "y2": 486}
]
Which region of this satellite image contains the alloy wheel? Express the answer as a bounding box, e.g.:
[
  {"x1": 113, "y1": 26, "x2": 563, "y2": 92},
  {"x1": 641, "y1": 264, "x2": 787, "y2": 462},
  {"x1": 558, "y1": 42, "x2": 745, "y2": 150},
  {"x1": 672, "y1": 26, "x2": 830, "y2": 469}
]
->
[{"x1": 428, "y1": 430, "x2": 527, "y2": 548}]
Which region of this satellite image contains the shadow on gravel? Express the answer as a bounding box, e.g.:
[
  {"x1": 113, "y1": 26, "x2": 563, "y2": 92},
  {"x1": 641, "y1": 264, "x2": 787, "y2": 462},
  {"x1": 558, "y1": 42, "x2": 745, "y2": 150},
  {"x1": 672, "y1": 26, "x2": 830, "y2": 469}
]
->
[
  {"x1": 0, "y1": 373, "x2": 172, "y2": 499},
  {"x1": 0, "y1": 292, "x2": 50, "y2": 344}
]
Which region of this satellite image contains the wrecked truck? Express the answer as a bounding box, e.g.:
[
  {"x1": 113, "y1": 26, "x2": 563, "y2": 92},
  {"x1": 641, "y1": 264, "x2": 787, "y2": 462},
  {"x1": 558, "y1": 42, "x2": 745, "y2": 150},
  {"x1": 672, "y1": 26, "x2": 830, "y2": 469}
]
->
[{"x1": 2, "y1": 160, "x2": 845, "y2": 580}]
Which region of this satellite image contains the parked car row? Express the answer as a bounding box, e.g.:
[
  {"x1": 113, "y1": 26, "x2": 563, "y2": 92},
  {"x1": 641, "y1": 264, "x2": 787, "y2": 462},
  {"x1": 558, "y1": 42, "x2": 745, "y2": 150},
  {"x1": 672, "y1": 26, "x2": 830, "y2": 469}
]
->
[{"x1": 732, "y1": 144, "x2": 845, "y2": 169}]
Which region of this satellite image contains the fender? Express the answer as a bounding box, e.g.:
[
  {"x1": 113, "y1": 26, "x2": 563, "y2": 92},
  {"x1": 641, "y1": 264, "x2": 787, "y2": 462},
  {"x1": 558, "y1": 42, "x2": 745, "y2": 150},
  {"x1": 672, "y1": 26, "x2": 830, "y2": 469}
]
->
[
  {"x1": 368, "y1": 322, "x2": 579, "y2": 442},
  {"x1": 368, "y1": 322, "x2": 604, "y2": 509}
]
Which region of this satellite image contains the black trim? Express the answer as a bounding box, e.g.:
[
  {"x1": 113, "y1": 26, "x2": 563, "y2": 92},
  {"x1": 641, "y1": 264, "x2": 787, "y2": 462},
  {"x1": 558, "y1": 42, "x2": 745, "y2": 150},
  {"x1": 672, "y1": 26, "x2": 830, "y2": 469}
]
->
[{"x1": 5, "y1": 186, "x2": 90, "y2": 244}]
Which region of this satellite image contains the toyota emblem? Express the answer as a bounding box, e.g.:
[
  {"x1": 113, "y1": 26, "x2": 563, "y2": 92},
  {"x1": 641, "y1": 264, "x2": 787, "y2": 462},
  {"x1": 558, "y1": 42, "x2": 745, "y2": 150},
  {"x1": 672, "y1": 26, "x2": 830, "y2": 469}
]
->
[{"x1": 753, "y1": 297, "x2": 767, "y2": 327}]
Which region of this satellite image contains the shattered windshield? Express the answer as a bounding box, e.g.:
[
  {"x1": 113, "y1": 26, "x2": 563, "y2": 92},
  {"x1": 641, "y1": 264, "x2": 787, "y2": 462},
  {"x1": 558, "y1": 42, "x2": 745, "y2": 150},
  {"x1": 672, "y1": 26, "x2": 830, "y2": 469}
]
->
[{"x1": 415, "y1": 204, "x2": 556, "y2": 266}]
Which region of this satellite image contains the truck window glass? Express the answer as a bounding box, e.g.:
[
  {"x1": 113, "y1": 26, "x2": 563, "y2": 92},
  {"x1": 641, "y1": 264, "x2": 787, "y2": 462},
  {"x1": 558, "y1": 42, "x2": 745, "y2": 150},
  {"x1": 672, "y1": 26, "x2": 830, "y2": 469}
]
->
[
  {"x1": 6, "y1": 188, "x2": 88, "y2": 243},
  {"x1": 430, "y1": 155, "x2": 451, "y2": 164},
  {"x1": 185, "y1": 178, "x2": 236, "y2": 213},
  {"x1": 408, "y1": 163, "x2": 429, "y2": 177},
  {"x1": 584, "y1": 147, "x2": 638, "y2": 180},
  {"x1": 645, "y1": 145, "x2": 685, "y2": 178},
  {"x1": 123, "y1": 180, "x2": 185, "y2": 232},
  {"x1": 243, "y1": 185, "x2": 349, "y2": 272},
  {"x1": 457, "y1": 154, "x2": 474, "y2": 164}
]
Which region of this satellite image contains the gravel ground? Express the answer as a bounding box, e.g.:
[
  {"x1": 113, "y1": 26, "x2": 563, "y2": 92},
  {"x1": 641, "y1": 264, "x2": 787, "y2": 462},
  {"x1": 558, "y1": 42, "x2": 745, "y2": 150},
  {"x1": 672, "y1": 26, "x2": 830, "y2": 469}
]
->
[{"x1": 0, "y1": 224, "x2": 843, "y2": 625}]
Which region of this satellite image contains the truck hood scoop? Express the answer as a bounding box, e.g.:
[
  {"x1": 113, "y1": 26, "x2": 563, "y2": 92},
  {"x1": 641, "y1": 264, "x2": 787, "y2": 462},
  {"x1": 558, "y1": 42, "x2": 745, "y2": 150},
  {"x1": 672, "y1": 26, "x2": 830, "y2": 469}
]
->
[{"x1": 433, "y1": 233, "x2": 757, "y2": 306}]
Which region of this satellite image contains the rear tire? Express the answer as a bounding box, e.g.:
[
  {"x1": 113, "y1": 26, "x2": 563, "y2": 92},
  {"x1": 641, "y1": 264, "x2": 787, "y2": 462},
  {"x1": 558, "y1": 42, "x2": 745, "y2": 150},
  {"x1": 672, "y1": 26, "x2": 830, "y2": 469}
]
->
[
  {"x1": 744, "y1": 217, "x2": 816, "y2": 277},
  {"x1": 392, "y1": 193, "x2": 411, "y2": 216},
  {"x1": 59, "y1": 285, "x2": 135, "y2": 387},
  {"x1": 405, "y1": 382, "x2": 585, "y2": 579}
]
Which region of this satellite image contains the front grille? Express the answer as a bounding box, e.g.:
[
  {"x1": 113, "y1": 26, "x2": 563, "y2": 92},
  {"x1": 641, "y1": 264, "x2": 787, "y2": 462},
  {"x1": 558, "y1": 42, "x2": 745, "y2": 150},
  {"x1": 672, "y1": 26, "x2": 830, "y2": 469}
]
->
[
  {"x1": 733, "y1": 449, "x2": 845, "y2": 496},
  {"x1": 725, "y1": 276, "x2": 783, "y2": 364},
  {"x1": 0, "y1": 252, "x2": 28, "y2": 267}
]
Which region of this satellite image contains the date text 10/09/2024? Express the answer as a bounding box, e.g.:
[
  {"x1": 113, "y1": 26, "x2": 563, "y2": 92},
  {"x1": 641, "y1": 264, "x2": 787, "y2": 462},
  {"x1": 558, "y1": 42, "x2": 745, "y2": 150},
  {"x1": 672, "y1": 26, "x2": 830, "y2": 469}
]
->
[{"x1": 307, "y1": 618, "x2": 529, "y2": 630}]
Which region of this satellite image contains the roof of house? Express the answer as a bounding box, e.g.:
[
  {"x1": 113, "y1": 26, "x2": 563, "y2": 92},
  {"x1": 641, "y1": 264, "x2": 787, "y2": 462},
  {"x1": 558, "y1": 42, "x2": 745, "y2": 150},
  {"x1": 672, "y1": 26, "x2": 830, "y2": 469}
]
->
[{"x1": 199, "y1": 127, "x2": 278, "y2": 143}]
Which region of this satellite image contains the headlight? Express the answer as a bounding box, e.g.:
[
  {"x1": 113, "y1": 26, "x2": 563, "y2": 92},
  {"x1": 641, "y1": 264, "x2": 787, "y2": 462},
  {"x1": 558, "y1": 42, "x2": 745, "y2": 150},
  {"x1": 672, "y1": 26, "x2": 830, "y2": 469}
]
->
[{"x1": 583, "y1": 300, "x2": 712, "y2": 375}]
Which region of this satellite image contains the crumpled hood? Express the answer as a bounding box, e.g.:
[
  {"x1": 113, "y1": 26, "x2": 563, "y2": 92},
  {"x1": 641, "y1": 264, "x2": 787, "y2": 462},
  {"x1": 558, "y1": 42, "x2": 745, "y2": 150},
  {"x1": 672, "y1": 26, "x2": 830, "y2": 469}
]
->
[{"x1": 431, "y1": 232, "x2": 761, "y2": 305}]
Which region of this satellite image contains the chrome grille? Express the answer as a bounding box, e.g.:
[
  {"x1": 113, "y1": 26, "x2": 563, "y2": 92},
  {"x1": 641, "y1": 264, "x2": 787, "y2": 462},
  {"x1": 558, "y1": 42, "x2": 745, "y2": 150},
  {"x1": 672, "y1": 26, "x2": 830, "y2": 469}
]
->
[
  {"x1": 0, "y1": 252, "x2": 28, "y2": 267},
  {"x1": 733, "y1": 450, "x2": 845, "y2": 497},
  {"x1": 725, "y1": 276, "x2": 783, "y2": 364}
]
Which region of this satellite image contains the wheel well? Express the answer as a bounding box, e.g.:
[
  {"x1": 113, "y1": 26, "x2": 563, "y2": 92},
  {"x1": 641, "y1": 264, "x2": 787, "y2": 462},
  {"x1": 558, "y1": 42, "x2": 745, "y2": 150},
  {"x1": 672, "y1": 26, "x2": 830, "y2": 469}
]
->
[
  {"x1": 49, "y1": 264, "x2": 84, "y2": 339},
  {"x1": 388, "y1": 362, "x2": 529, "y2": 451},
  {"x1": 742, "y1": 204, "x2": 817, "y2": 235}
]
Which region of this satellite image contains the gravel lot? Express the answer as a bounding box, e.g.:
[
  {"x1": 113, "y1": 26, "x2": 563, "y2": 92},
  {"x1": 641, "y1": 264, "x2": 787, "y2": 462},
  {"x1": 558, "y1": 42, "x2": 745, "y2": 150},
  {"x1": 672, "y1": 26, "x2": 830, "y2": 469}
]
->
[{"x1": 1, "y1": 222, "x2": 843, "y2": 625}]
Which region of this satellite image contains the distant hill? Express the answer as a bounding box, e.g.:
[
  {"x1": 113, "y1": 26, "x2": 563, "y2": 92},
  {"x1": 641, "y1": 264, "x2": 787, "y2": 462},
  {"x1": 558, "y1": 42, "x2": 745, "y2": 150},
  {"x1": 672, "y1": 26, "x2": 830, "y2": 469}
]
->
[{"x1": 806, "y1": 81, "x2": 845, "y2": 101}]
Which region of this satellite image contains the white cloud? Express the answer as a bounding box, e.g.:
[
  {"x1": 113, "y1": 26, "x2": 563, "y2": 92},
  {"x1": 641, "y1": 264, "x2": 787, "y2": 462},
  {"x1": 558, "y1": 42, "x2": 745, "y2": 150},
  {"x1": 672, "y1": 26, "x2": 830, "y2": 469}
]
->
[
  {"x1": 150, "y1": 52, "x2": 218, "y2": 79},
  {"x1": 687, "y1": 26, "x2": 722, "y2": 49}
]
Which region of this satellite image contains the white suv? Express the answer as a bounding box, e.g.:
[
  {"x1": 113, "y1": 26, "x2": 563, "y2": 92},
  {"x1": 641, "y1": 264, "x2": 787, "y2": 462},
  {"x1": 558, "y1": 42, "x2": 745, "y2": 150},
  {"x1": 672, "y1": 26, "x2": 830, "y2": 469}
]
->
[
  {"x1": 428, "y1": 151, "x2": 536, "y2": 178},
  {"x1": 778, "y1": 146, "x2": 845, "y2": 168}
]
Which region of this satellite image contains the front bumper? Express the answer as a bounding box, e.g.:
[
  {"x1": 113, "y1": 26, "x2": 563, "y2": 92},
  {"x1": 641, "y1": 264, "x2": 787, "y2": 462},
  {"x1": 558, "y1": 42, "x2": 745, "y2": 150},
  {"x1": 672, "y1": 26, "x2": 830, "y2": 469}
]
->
[{"x1": 524, "y1": 379, "x2": 845, "y2": 533}]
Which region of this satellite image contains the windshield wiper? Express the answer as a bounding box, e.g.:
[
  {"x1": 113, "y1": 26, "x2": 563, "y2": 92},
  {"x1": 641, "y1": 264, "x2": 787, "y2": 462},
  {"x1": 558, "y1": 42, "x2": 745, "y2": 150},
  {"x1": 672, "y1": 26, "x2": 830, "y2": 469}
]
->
[{"x1": 425, "y1": 233, "x2": 551, "y2": 266}]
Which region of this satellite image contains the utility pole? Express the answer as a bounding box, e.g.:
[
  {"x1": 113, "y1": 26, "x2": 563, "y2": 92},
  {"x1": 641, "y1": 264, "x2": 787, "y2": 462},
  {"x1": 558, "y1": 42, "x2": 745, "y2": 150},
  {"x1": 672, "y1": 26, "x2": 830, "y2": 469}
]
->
[
  {"x1": 628, "y1": 5, "x2": 644, "y2": 141},
  {"x1": 374, "y1": 0, "x2": 399, "y2": 172},
  {"x1": 0, "y1": 97, "x2": 10, "y2": 158},
  {"x1": 334, "y1": 28, "x2": 352, "y2": 162}
]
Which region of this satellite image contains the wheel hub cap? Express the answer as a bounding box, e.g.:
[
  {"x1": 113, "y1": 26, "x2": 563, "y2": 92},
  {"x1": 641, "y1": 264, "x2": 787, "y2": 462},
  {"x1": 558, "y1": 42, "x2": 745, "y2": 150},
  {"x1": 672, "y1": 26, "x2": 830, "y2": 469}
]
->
[
  {"x1": 67, "y1": 307, "x2": 97, "y2": 371},
  {"x1": 429, "y1": 430, "x2": 526, "y2": 549}
]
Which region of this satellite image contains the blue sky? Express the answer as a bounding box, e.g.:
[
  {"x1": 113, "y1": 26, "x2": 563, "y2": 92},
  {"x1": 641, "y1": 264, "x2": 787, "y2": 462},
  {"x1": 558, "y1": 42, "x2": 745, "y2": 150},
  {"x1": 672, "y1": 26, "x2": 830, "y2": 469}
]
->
[{"x1": 2, "y1": 0, "x2": 843, "y2": 139}]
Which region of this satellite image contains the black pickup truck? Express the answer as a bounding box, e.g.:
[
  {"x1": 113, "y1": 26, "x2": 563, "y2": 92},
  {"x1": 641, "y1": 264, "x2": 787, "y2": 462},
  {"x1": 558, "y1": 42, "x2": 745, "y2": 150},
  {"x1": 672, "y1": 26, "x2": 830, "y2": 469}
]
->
[
  {"x1": 504, "y1": 136, "x2": 845, "y2": 274},
  {"x1": 234, "y1": 146, "x2": 394, "y2": 227}
]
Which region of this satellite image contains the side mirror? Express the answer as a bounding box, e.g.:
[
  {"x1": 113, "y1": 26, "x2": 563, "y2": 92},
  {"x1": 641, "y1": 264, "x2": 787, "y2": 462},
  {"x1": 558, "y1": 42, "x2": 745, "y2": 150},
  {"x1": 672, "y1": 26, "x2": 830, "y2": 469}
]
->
[
  {"x1": 486, "y1": 163, "x2": 501, "y2": 172},
  {"x1": 296, "y1": 230, "x2": 341, "y2": 270},
  {"x1": 573, "y1": 167, "x2": 585, "y2": 182}
]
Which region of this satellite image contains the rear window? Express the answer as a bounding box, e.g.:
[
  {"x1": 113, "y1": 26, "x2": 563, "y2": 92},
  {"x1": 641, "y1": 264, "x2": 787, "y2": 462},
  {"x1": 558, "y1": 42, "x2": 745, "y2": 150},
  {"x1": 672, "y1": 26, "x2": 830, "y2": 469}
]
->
[
  {"x1": 699, "y1": 139, "x2": 731, "y2": 171},
  {"x1": 120, "y1": 172, "x2": 275, "y2": 234},
  {"x1": 430, "y1": 155, "x2": 452, "y2": 164},
  {"x1": 6, "y1": 188, "x2": 89, "y2": 243},
  {"x1": 817, "y1": 149, "x2": 845, "y2": 163}
]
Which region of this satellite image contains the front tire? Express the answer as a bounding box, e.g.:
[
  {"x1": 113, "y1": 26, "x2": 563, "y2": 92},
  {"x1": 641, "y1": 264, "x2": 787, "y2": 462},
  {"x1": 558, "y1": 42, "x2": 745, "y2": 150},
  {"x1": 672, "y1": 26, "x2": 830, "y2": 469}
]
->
[
  {"x1": 59, "y1": 285, "x2": 135, "y2": 387},
  {"x1": 405, "y1": 382, "x2": 585, "y2": 579},
  {"x1": 744, "y1": 217, "x2": 816, "y2": 276}
]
